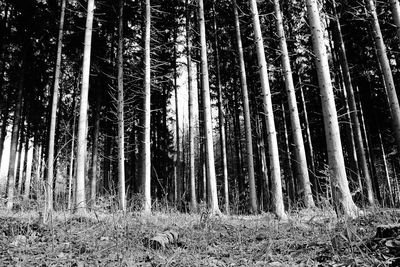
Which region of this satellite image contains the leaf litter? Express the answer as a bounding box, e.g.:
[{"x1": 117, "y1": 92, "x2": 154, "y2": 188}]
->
[{"x1": 0, "y1": 208, "x2": 399, "y2": 266}]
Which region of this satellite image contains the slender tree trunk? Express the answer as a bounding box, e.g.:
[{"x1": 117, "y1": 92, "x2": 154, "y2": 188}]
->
[
  {"x1": 378, "y1": 129, "x2": 394, "y2": 206},
  {"x1": 186, "y1": 0, "x2": 197, "y2": 212},
  {"x1": 6, "y1": 48, "x2": 26, "y2": 210},
  {"x1": 232, "y1": 0, "x2": 256, "y2": 213},
  {"x1": 76, "y1": 0, "x2": 95, "y2": 213},
  {"x1": 366, "y1": 0, "x2": 400, "y2": 151},
  {"x1": 330, "y1": 0, "x2": 374, "y2": 206},
  {"x1": 198, "y1": 0, "x2": 221, "y2": 214},
  {"x1": 140, "y1": 0, "x2": 152, "y2": 212},
  {"x1": 249, "y1": 0, "x2": 286, "y2": 219},
  {"x1": 46, "y1": 0, "x2": 66, "y2": 213},
  {"x1": 256, "y1": 114, "x2": 270, "y2": 211},
  {"x1": 212, "y1": 1, "x2": 230, "y2": 214},
  {"x1": 391, "y1": 0, "x2": 400, "y2": 42},
  {"x1": 281, "y1": 103, "x2": 295, "y2": 205},
  {"x1": 274, "y1": 0, "x2": 314, "y2": 208},
  {"x1": 306, "y1": 0, "x2": 358, "y2": 217},
  {"x1": 15, "y1": 120, "x2": 25, "y2": 192},
  {"x1": 116, "y1": 0, "x2": 126, "y2": 211},
  {"x1": 90, "y1": 95, "x2": 100, "y2": 205}
]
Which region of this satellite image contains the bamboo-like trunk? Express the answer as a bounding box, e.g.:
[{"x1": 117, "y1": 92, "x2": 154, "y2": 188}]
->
[
  {"x1": 198, "y1": 0, "x2": 221, "y2": 214},
  {"x1": 249, "y1": 0, "x2": 286, "y2": 219},
  {"x1": 274, "y1": 0, "x2": 314, "y2": 208},
  {"x1": 306, "y1": 0, "x2": 358, "y2": 217},
  {"x1": 75, "y1": 0, "x2": 95, "y2": 213}
]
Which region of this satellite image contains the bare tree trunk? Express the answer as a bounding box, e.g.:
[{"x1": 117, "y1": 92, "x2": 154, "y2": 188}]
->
[
  {"x1": 212, "y1": 1, "x2": 229, "y2": 214},
  {"x1": 391, "y1": 0, "x2": 400, "y2": 42},
  {"x1": 6, "y1": 50, "x2": 26, "y2": 210},
  {"x1": 274, "y1": 0, "x2": 314, "y2": 208},
  {"x1": 75, "y1": 0, "x2": 95, "y2": 213},
  {"x1": 198, "y1": 0, "x2": 221, "y2": 214},
  {"x1": 378, "y1": 129, "x2": 394, "y2": 207},
  {"x1": 116, "y1": 0, "x2": 126, "y2": 211},
  {"x1": 281, "y1": 103, "x2": 295, "y2": 206},
  {"x1": 140, "y1": 0, "x2": 152, "y2": 213},
  {"x1": 186, "y1": 0, "x2": 197, "y2": 212},
  {"x1": 249, "y1": 0, "x2": 286, "y2": 219},
  {"x1": 306, "y1": 0, "x2": 358, "y2": 217},
  {"x1": 366, "y1": 0, "x2": 400, "y2": 152},
  {"x1": 46, "y1": 0, "x2": 66, "y2": 213},
  {"x1": 232, "y1": 0, "x2": 256, "y2": 213}
]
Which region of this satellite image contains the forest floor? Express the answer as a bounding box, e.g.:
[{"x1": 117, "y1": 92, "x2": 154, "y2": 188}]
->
[{"x1": 0, "y1": 202, "x2": 399, "y2": 266}]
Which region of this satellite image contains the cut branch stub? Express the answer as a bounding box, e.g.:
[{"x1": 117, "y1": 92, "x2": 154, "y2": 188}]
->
[{"x1": 143, "y1": 230, "x2": 179, "y2": 250}]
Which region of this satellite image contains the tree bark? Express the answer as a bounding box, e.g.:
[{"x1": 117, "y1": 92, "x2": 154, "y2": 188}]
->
[
  {"x1": 198, "y1": 0, "x2": 221, "y2": 215},
  {"x1": 249, "y1": 0, "x2": 286, "y2": 219},
  {"x1": 232, "y1": 0, "x2": 256, "y2": 213},
  {"x1": 366, "y1": 0, "x2": 400, "y2": 154},
  {"x1": 116, "y1": 0, "x2": 126, "y2": 211},
  {"x1": 274, "y1": 0, "x2": 315, "y2": 208},
  {"x1": 212, "y1": 1, "x2": 230, "y2": 214},
  {"x1": 140, "y1": 0, "x2": 152, "y2": 213},
  {"x1": 306, "y1": 0, "x2": 358, "y2": 217},
  {"x1": 186, "y1": 0, "x2": 197, "y2": 212},
  {"x1": 46, "y1": 0, "x2": 66, "y2": 213},
  {"x1": 391, "y1": 0, "x2": 400, "y2": 43},
  {"x1": 76, "y1": 0, "x2": 95, "y2": 213}
]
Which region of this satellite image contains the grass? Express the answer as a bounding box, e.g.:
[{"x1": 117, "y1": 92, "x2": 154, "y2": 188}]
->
[{"x1": 0, "y1": 203, "x2": 399, "y2": 266}]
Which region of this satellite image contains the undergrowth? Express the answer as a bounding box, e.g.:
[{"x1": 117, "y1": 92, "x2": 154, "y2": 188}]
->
[{"x1": 0, "y1": 201, "x2": 399, "y2": 266}]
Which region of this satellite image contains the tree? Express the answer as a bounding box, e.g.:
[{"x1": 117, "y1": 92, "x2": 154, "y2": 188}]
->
[
  {"x1": 306, "y1": 0, "x2": 358, "y2": 217},
  {"x1": 273, "y1": 0, "x2": 315, "y2": 208},
  {"x1": 75, "y1": 0, "x2": 95, "y2": 213},
  {"x1": 140, "y1": 0, "x2": 152, "y2": 213},
  {"x1": 330, "y1": 0, "x2": 374, "y2": 205},
  {"x1": 117, "y1": 0, "x2": 126, "y2": 211},
  {"x1": 46, "y1": 0, "x2": 66, "y2": 213},
  {"x1": 366, "y1": 0, "x2": 400, "y2": 153},
  {"x1": 390, "y1": 0, "x2": 400, "y2": 42},
  {"x1": 186, "y1": 0, "x2": 197, "y2": 212},
  {"x1": 198, "y1": 0, "x2": 221, "y2": 215},
  {"x1": 232, "y1": 0, "x2": 256, "y2": 213},
  {"x1": 212, "y1": 1, "x2": 229, "y2": 214},
  {"x1": 249, "y1": 0, "x2": 286, "y2": 219}
]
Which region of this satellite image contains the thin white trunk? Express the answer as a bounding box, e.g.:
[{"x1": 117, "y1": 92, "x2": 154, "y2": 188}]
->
[
  {"x1": 76, "y1": 0, "x2": 95, "y2": 213},
  {"x1": 249, "y1": 0, "x2": 286, "y2": 219},
  {"x1": 391, "y1": 0, "x2": 400, "y2": 42},
  {"x1": 47, "y1": 0, "x2": 66, "y2": 213},
  {"x1": 117, "y1": 0, "x2": 126, "y2": 212},
  {"x1": 186, "y1": 0, "x2": 197, "y2": 212},
  {"x1": 274, "y1": 0, "x2": 314, "y2": 208},
  {"x1": 198, "y1": 0, "x2": 221, "y2": 215},
  {"x1": 306, "y1": 0, "x2": 358, "y2": 217},
  {"x1": 141, "y1": 0, "x2": 151, "y2": 213},
  {"x1": 366, "y1": 0, "x2": 400, "y2": 154},
  {"x1": 233, "y1": 0, "x2": 256, "y2": 213}
]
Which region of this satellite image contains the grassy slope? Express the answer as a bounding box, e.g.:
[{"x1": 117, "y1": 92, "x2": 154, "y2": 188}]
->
[{"x1": 0, "y1": 206, "x2": 398, "y2": 266}]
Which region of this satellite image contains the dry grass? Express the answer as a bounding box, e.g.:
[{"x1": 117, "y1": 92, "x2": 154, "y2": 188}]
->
[{"x1": 0, "y1": 205, "x2": 398, "y2": 266}]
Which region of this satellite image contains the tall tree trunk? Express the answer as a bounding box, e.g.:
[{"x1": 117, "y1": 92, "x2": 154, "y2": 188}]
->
[
  {"x1": 378, "y1": 129, "x2": 394, "y2": 206},
  {"x1": 76, "y1": 0, "x2": 95, "y2": 213},
  {"x1": 232, "y1": 0, "x2": 256, "y2": 213},
  {"x1": 249, "y1": 0, "x2": 286, "y2": 219},
  {"x1": 366, "y1": 0, "x2": 400, "y2": 152},
  {"x1": 274, "y1": 0, "x2": 314, "y2": 208},
  {"x1": 47, "y1": 0, "x2": 66, "y2": 213},
  {"x1": 281, "y1": 103, "x2": 295, "y2": 206},
  {"x1": 198, "y1": 0, "x2": 221, "y2": 214},
  {"x1": 212, "y1": 1, "x2": 230, "y2": 214},
  {"x1": 306, "y1": 0, "x2": 358, "y2": 217},
  {"x1": 391, "y1": 0, "x2": 400, "y2": 42},
  {"x1": 186, "y1": 0, "x2": 197, "y2": 212},
  {"x1": 15, "y1": 120, "x2": 25, "y2": 192},
  {"x1": 140, "y1": 0, "x2": 151, "y2": 213},
  {"x1": 90, "y1": 94, "x2": 100, "y2": 205},
  {"x1": 116, "y1": 0, "x2": 126, "y2": 211},
  {"x1": 6, "y1": 49, "x2": 26, "y2": 210},
  {"x1": 331, "y1": 0, "x2": 373, "y2": 205}
]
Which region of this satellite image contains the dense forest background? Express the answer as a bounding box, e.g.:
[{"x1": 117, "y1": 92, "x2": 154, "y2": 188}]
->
[{"x1": 1, "y1": 0, "x2": 400, "y2": 219}]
